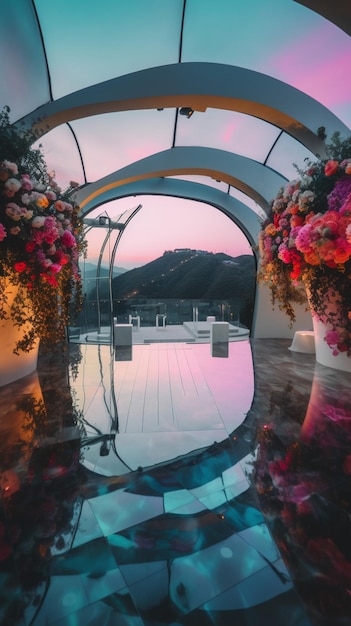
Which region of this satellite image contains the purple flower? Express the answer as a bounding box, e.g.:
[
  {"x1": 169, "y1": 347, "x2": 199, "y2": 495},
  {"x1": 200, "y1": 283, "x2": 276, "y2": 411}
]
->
[{"x1": 327, "y1": 177, "x2": 351, "y2": 211}]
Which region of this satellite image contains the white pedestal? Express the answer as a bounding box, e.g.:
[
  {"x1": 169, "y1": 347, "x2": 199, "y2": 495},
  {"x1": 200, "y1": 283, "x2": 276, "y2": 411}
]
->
[
  {"x1": 210, "y1": 322, "x2": 229, "y2": 358},
  {"x1": 210, "y1": 322, "x2": 229, "y2": 343},
  {"x1": 114, "y1": 324, "x2": 133, "y2": 346}
]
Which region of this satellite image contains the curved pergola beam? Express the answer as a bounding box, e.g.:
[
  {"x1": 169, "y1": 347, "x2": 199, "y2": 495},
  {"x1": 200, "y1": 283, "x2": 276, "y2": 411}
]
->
[
  {"x1": 16, "y1": 63, "x2": 349, "y2": 156},
  {"x1": 75, "y1": 147, "x2": 287, "y2": 216},
  {"x1": 76, "y1": 177, "x2": 262, "y2": 254}
]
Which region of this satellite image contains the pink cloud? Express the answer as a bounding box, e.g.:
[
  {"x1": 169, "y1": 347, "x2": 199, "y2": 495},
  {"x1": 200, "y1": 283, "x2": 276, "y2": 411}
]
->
[{"x1": 266, "y1": 23, "x2": 351, "y2": 109}]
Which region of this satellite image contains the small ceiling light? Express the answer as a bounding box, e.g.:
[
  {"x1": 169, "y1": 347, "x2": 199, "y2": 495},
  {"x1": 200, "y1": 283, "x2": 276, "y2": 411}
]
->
[{"x1": 179, "y1": 107, "x2": 194, "y2": 119}]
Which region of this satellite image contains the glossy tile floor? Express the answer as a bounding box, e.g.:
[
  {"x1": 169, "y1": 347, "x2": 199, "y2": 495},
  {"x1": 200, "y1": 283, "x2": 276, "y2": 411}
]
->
[{"x1": 0, "y1": 338, "x2": 350, "y2": 625}]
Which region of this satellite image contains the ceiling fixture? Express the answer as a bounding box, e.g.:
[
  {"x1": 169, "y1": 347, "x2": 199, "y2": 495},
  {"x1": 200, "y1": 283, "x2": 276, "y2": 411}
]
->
[{"x1": 179, "y1": 107, "x2": 194, "y2": 118}]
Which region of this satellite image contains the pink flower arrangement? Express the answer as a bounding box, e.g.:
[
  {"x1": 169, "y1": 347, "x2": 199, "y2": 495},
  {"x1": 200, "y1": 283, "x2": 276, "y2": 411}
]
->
[
  {"x1": 258, "y1": 132, "x2": 351, "y2": 355},
  {"x1": 0, "y1": 107, "x2": 86, "y2": 353},
  {"x1": 0, "y1": 160, "x2": 81, "y2": 289}
]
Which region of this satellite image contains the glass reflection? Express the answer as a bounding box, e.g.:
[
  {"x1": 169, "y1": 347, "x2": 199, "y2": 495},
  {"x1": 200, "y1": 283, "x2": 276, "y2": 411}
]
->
[
  {"x1": 0, "y1": 340, "x2": 317, "y2": 626},
  {"x1": 251, "y1": 356, "x2": 351, "y2": 625}
]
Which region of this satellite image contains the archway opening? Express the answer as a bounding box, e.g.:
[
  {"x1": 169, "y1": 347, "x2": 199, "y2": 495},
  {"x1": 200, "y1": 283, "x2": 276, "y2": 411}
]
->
[{"x1": 76, "y1": 194, "x2": 256, "y2": 340}]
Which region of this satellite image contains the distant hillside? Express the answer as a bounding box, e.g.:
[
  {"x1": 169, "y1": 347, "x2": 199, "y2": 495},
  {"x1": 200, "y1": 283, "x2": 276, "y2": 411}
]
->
[
  {"x1": 81, "y1": 262, "x2": 127, "y2": 278},
  {"x1": 109, "y1": 249, "x2": 256, "y2": 300},
  {"x1": 80, "y1": 262, "x2": 127, "y2": 295}
]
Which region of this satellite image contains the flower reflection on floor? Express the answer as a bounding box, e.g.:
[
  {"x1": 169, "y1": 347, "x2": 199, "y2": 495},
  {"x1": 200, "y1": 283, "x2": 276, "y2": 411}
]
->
[
  {"x1": 251, "y1": 341, "x2": 351, "y2": 625},
  {"x1": 0, "y1": 339, "x2": 350, "y2": 625}
]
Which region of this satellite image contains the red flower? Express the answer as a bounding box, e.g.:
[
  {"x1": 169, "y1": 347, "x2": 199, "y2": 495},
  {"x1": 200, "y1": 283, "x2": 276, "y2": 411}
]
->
[
  {"x1": 324, "y1": 160, "x2": 339, "y2": 176},
  {"x1": 25, "y1": 241, "x2": 36, "y2": 252},
  {"x1": 14, "y1": 261, "x2": 27, "y2": 272}
]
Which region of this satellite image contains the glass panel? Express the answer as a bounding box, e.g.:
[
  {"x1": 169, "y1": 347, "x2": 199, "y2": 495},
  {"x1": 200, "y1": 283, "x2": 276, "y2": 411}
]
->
[
  {"x1": 176, "y1": 109, "x2": 281, "y2": 163},
  {"x1": 34, "y1": 0, "x2": 184, "y2": 99},
  {"x1": 266, "y1": 132, "x2": 317, "y2": 181},
  {"x1": 229, "y1": 187, "x2": 266, "y2": 218},
  {"x1": 0, "y1": 0, "x2": 50, "y2": 121},
  {"x1": 33, "y1": 125, "x2": 85, "y2": 189},
  {"x1": 183, "y1": 0, "x2": 351, "y2": 127},
  {"x1": 70, "y1": 109, "x2": 175, "y2": 180}
]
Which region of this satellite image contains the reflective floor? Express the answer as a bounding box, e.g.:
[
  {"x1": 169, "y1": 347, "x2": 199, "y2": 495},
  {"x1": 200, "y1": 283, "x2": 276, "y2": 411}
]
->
[{"x1": 0, "y1": 339, "x2": 350, "y2": 625}]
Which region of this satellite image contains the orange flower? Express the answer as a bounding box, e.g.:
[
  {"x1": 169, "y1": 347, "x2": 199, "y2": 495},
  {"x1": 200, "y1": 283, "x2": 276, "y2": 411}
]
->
[
  {"x1": 35, "y1": 193, "x2": 49, "y2": 209},
  {"x1": 324, "y1": 160, "x2": 339, "y2": 176},
  {"x1": 303, "y1": 252, "x2": 320, "y2": 265},
  {"x1": 288, "y1": 205, "x2": 300, "y2": 215},
  {"x1": 265, "y1": 223, "x2": 277, "y2": 236}
]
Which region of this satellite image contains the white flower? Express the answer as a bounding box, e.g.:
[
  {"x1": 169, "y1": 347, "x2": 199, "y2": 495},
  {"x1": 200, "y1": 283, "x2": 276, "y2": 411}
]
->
[
  {"x1": 31, "y1": 216, "x2": 46, "y2": 228},
  {"x1": 4, "y1": 177, "x2": 22, "y2": 195},
  {"x1": 301, "y1": 175, "x2": 313, "y2": 187},
  {"x1": 21, "y1": 193, "x2": 32, "y2": 205},
  {"x1": 299, "y1": 190, "x2": 315, "y2": 207},
  {"x1": 1, "y1": 160, "x2": 18, "y2": 175}
]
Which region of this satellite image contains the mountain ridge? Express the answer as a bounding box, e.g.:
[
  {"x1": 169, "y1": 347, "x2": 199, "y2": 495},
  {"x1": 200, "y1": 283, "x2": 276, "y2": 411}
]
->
[{"x1": 110, "y1": 249, "x2": 256, "y2": 300}]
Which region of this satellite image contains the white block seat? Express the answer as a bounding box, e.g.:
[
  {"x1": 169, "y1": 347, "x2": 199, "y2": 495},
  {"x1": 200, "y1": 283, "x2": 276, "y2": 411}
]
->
[{"x1": 289, "y1": 330, "x2": 315, "y2": 354}]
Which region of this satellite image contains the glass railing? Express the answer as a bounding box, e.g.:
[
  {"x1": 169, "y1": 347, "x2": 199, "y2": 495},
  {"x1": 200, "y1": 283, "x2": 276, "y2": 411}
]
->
[{"x1": 68, "y1": 297, "x2": 252, "y2": 340}]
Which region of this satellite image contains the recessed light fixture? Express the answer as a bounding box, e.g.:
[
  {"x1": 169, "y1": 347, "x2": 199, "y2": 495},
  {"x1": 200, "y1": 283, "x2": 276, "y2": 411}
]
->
[{"x1": 179, "y1": 107, "x2": 194, "y2": 118}]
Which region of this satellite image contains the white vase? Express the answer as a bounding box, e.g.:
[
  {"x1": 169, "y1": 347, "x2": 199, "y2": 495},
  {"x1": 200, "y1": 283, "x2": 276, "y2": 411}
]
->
[
  {"x1": 0, "y1": 279, "x2": 39, "y2": 387},
  {"x1": 306, "y1": 287, "x2": 351, "y2": 373}
]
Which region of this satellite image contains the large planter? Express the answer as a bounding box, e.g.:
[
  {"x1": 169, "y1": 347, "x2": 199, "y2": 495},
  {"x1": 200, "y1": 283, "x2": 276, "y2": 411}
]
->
[
  {"x1": 0, "y1": 279, "x2": 39, "y2": 387},
  {"x1": 306, "y1": 286, "x2": 351, "y2": 373}
]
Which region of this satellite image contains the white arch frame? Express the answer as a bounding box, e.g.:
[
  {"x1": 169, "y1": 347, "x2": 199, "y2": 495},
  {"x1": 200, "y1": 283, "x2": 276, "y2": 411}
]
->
[{"x1": 17, "y1": 63, "x2": 349, "y2": 154}]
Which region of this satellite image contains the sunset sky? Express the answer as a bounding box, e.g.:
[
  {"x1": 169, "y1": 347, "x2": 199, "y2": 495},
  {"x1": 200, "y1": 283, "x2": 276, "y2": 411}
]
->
[{"x1": 84, "y1": 194, "x2": 255, "y2": 271}]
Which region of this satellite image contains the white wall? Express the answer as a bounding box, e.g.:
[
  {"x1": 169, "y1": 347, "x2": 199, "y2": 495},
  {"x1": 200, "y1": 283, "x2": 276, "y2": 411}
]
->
[{"x1": 252, "y1": 283, "x2": 313, "y2": 339}]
